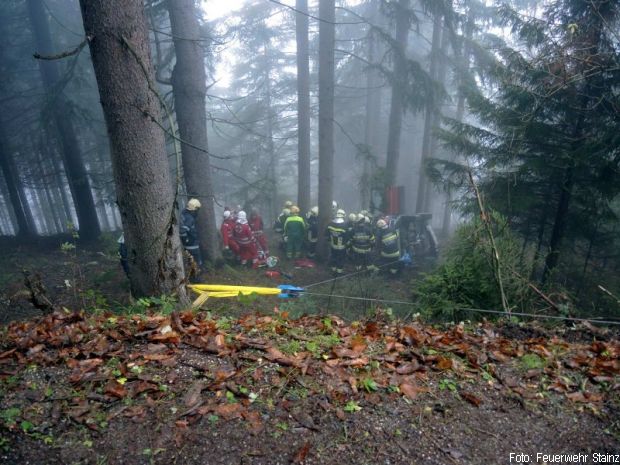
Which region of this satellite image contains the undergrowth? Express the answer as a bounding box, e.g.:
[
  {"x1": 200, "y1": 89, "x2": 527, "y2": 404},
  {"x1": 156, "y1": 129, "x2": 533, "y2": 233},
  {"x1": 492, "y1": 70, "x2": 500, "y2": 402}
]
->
[{"x1": 413, "y1": 217, "x2": 538, "y2": 321}]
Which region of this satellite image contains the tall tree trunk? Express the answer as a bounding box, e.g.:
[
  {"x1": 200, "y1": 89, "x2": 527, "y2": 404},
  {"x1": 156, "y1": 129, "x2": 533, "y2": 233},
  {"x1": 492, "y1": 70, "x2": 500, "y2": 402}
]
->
[
  {"x1": 26, "y1": 0, "x2": 101, "y2": 241},
  {"x1": 32, "y1": 183, "x2": 50, "y2": 234},
  {"x1": 416, "y1": 10, "x2": 442, "y2": 213},
  {"x1": 79, "y1": 0, "x2": 187, "y2": 301},
  {"x1": 36, "y1": 145, "x2": 62, "y2": 233},
  {"x1": 384, "y1": 0, "x2": 410, "y2": 189},
  {"x1": 441, "y1": 18, "x2": 471, "y2": 236},
  {"x1": 296, "y1": 0, "x2": 311, "y2": 215},
  {"x1": 0, "y1": 125, "x2": 36, "y2": 237},
  {"x1": 49, "y1": 144, "x2": 74, "y2": 228},
  {"x1": 0, "y1": 189, "x2": 13, "y2": 235},
  {"x1": 541, "y1": 166, "x2": 574, "y2": 284},
  {"x1": 317, "y1": 0, "x2": 336, "y2": 260},
  {"x1": 423, "y1": 14, "x2": 449, "y2": 213},
  {"x1": 92, "y1": 147, "x2": 112, "y2": 232},
  {"x1": 167, "y1": 0, "x2": 221, "y2": 264},
  {"x1": 263, "y1": 45, "x2": 278, "y2": 221},
  {"x1": 362, "y1": 4, "x2": 383, "y2": 210}
]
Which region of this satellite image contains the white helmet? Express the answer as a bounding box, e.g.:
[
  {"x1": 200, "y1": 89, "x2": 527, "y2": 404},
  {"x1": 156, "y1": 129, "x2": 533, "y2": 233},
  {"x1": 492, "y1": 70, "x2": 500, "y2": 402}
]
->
[
  {"x1": 284, "y1": 200, "x2": 293, "y2": 208},
  {"x1": 223, "y1": 210, "x2": 231, "y2": 219},
  {"x1": 332, "y1": 200, "x2": 338, "y2": 210},
  {"x1": 360, "y1": 210, "x2": 369, "y2": 217},
  {"x1": 237, "y1": 210, "x2": 247, "y2": 221},
  {"x1": 187, "y1": 198, "x2": 201, "y2": 211},
  {"x1": 348, "y1": 213, "x2": 357, "y2": 222},
  {"x1": 310, "y1": 206, "x2": 318, "y2": 216},
  {"x1": 336, "y1": 209, "x2": 346, "y2": 219},
  {"x1": 364, "y1": 215, "x2": 371, "y2": 224},
  {"x1": 282, "y1": 208, "x2": 291, "y2": 216},
  {"x1": 376, "y1": 219, "x2": 388, "y2": 229}
]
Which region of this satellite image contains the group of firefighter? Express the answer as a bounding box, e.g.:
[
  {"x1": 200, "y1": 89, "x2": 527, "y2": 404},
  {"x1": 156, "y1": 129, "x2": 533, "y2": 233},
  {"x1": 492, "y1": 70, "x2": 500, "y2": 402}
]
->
[
  {"x1": 273, "y1": 200, "x2": 403, "y2": 275},
  {"x1": 177, "y1": 198, "x2": 402, "y2": 275}
]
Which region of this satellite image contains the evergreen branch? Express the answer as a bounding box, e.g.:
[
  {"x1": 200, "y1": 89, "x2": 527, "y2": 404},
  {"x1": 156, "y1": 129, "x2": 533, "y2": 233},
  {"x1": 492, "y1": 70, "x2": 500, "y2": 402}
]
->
[{"x1": 266, "y1": 0, "x2": 366, "y2": 25}]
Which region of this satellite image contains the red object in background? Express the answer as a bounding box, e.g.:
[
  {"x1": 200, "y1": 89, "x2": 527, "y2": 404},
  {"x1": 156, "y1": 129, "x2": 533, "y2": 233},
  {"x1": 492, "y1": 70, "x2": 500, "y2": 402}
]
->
[
  {"x1": 385, "y1": 186, "x2": 404, "y2": 215},
  {"x1": 265, "y1": 270, "x2": 281, "y2": 278}
]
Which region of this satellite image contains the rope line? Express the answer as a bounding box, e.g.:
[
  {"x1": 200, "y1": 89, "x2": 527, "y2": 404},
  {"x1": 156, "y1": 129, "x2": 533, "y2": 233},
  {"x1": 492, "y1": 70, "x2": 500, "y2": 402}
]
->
[
  {"x1": 302, "y1": 259, "x2": 402, "y2": 289},
  {"x1": 302, "y1": 291, "x2": 620, "y2": 326}
]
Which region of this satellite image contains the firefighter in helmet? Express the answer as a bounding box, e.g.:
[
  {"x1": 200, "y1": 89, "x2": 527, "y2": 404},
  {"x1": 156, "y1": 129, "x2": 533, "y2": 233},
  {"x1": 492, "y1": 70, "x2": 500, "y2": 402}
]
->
[
  {"x1": 326, "y1": 208, "x2": 349, "y2": 274},
  {"x1": 283, "y1": 205, "x2": 306, "y2": 259},
  {"x1": 305, "y1": 206, "x2": 319, "y2": 258},
  {"x1": 375, "y1": 218, "x2": 401, "y2": 275},
  {"x1": 180, "y1": 198, "x2": 203, "y2": 269}
]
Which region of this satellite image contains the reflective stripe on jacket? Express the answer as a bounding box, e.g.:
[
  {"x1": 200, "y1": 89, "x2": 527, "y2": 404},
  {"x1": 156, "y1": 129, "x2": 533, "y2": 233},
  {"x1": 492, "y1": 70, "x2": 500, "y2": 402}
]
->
[
  {"x1": 378, "y1": 227, "x2": 400, "y2": 258},
  {"x1": 284, "y1": 215, "x2": 306, "y2": 239},
  {"x1": 327, "y1": 222, "x2": 348, "y2": 250}
]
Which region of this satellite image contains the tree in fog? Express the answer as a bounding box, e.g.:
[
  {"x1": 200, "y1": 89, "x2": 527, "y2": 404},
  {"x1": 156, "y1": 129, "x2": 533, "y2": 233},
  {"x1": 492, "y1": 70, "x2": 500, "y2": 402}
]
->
[
  {"x1": 27, "y1": 0, "x2": 101, "y2": 240},
  {"x1": 79, "y1": 0, "x2": 187, "y2": 300},
  {"x1": 439, "y1": 0, "x2": 620, "y2": 285},
  {"x1": 384, "y1": 0, "x2": 411, "y2": 190},
  {"x1": 317, "y1": 0, "x2": 336, "y2": 259},
  {"x1": 208, "y1": 0, "x2": 298, "y2": 219},
  {"x1": 0, "y1": 126, "x2": 35, "y2": 237},
  {"x1": 416, "y1": 3, "x2": 447, "y2": 213},
  {"x1": 296, "y1": 0, "x2": 311, "y2": 215},
  {"x1": 167, "y1": 0, "x2": 222, "y2": 264}
]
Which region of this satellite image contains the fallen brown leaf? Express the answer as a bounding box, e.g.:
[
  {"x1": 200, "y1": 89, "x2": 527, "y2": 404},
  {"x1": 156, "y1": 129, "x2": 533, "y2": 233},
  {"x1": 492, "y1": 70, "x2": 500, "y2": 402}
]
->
[
  {"x1": 461, "y1": 392, "x2": 482, "y2": 407},
  {"x1": 292, "y1": 441, "x2": 311, "y2": 463},
  {"x1": 396, "y1": 360, "x2": 421, "y2": 375},
  {"x1": 400, "y1": 382, "x2": 428, "y2": 399}
]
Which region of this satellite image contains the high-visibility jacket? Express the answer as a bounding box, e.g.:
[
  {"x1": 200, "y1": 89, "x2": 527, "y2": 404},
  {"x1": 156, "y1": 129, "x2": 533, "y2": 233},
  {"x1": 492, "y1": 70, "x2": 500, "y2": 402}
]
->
[
  {"x1": 326, "y1": 220, "x2": 349, "y2": 250},
  {"x1": 377, "y1": 226, "x2": 400, "y2": 258},
  {"x1": 350, "y1": 223, "x2": 374, "y2": 254},
  {"x1": 284, "y1": 214, "x2": 306, "y2": 240}
]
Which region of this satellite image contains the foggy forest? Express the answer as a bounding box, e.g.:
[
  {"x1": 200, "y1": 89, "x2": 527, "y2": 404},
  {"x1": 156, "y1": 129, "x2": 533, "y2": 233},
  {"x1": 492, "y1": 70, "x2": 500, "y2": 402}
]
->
[{"x1": 0, "y1": 0, "x2": 619, "y2": 463}]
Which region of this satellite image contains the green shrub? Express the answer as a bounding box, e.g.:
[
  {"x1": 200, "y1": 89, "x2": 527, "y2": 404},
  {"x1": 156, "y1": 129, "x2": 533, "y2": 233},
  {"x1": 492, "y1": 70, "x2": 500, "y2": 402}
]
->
[{"x1": 413, "y1": 217, "x2": 535, "y2": 321}]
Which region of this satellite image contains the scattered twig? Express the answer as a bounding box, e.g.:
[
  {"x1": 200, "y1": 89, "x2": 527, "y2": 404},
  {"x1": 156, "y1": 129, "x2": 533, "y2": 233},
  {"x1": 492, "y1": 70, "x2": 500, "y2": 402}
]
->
[
  {"x1": 467, "y1": 169, "x2": 510, "y2": 314},
  {"x1": 34, "y1": 37, "x2": 89, "y2": 61}
]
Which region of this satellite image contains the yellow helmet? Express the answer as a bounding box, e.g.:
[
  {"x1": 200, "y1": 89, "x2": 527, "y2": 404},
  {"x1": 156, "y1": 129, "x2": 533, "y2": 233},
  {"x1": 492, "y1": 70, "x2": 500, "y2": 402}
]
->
[{"x1": 187, "y1": 198, "x2": 201, "y2": 211}]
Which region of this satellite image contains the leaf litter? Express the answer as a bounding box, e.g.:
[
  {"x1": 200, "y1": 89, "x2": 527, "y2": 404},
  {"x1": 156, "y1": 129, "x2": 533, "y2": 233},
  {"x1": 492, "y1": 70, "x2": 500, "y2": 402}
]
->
[{"x1": 0, "y1": 308, "x2": 618, "y2": 464}]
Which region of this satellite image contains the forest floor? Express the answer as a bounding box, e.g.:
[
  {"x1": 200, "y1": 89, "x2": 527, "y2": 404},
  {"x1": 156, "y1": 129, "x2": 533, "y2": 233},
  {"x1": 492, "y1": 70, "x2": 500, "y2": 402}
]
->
[{"x1": 0, "y1": 235, "x2": 619, "y2": 465}]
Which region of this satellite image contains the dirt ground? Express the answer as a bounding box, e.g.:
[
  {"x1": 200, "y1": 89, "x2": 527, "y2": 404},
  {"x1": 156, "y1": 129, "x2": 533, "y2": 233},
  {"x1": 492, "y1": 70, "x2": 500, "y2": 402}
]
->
[{"x1": 0, "y1": 236, "x2": 618, "y2": 465}]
